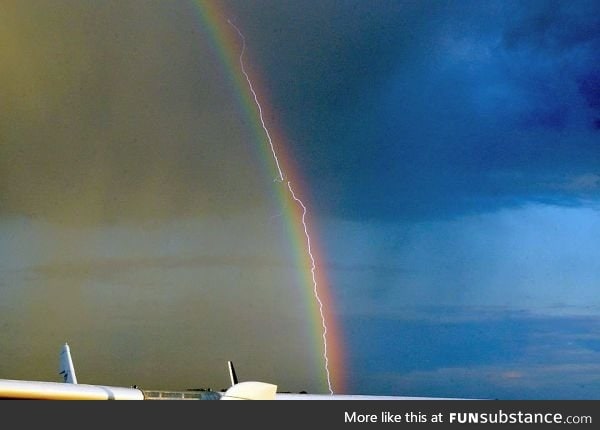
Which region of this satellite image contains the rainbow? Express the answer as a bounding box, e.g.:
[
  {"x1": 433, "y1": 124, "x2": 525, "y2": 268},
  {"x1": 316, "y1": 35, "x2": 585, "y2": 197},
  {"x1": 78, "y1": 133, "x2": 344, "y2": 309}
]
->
[{"x1": 190, "y1": 1, "x2": 345, "y2": 393}]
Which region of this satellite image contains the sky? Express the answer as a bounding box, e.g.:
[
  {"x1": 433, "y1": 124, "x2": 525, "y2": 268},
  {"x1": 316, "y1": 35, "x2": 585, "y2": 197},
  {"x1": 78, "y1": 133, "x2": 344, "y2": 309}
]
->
[{"x1": 1, "y1": 0, "x2": 599, "y2": 399}]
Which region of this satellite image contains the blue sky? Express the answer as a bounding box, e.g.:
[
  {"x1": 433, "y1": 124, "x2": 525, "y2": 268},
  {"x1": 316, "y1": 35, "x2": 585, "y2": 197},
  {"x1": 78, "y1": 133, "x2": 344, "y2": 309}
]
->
[{"x1": 1, "y1": 0, "x2": 599, "y2": 398}]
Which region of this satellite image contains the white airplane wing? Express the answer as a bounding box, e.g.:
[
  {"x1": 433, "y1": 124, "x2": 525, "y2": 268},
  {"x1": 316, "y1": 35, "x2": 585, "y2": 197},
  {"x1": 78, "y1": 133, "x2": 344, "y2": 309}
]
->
[
  {"x1": 0, "y1": 343, "x2": 144, "y2": 400},
  {"x1": 0, "y1": 345, "x2": 477, "y2": 400},
  {"x1": 0, "y1": 378, "x2": 145, "y2": 400}
]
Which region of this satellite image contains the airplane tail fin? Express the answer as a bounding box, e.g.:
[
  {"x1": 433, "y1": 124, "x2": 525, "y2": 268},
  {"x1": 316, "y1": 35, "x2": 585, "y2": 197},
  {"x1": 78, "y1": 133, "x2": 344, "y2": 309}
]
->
[{"x1": 59, "y1": 343, "x2": 78, "y2": 384}]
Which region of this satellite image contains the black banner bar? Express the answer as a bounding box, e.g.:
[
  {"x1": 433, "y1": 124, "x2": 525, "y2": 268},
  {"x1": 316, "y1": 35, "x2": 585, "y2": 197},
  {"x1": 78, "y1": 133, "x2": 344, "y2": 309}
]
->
[{"x1": 1, "y1": 399, "x2": 598, "y2": 429}]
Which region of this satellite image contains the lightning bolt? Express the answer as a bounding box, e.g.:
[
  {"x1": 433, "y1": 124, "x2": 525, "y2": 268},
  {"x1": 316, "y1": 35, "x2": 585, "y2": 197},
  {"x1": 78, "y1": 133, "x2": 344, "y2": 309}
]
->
[{"x1": 228, "y1": 19, "x2": 334, "y2": 395}]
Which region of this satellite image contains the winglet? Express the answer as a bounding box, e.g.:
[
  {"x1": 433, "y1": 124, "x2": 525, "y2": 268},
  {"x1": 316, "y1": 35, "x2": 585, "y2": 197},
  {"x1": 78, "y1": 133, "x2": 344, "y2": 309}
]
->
[
  {"x1": 227, "y1": 361, "x2": 238, "y2": 386},
  {"x1": 59, "y1": 343, "x2": 78, "y2": 384}
]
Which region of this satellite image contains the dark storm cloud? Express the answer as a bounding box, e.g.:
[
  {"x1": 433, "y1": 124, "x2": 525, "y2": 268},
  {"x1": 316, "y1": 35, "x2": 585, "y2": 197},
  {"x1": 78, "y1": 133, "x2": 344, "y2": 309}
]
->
[
  {"x1": 223, "y1": 0, "x2": 600, "y2": 221},
  {"x1": 579, "y1": 73, "x2": 600, "y2": 110},
  {"x1": 4, "y1": 0, "x2": 597, "y2": 224},
  {"x1": 578, "y1": 72, "x2": 600, "y2": 129},
  {"x1": 502, "y1": 0, "x2": 600, "y2": 132},
  {"x1": 502, "y1": 0, "x2": 600, "y2": 53}
]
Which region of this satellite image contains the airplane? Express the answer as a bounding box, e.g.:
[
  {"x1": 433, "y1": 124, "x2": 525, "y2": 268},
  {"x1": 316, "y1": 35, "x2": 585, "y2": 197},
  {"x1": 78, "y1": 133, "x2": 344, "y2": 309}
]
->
[{"x1": 0, "y1": 343, "x2": 473, "y2": 400}]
